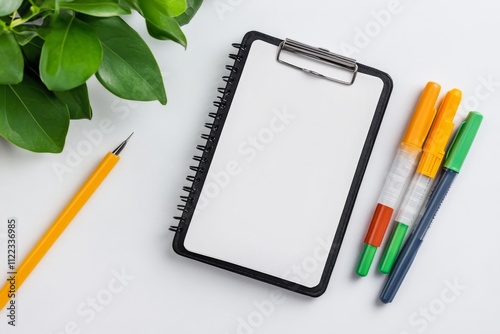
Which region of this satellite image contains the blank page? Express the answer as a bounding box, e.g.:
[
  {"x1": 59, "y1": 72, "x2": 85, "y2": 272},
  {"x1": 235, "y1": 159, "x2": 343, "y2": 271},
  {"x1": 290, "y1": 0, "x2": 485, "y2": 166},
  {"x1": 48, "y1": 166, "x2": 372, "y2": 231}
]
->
[{"x1": 184, "y1": 40, "x2": 384, "y2": 288}]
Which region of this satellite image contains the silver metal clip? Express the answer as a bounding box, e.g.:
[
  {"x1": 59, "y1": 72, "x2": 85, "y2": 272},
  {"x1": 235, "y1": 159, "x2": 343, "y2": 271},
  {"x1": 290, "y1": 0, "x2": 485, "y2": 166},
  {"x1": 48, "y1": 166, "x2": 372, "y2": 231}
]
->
[{"x1": 277, "y1": 39, "x2": 358, "y2": 85}]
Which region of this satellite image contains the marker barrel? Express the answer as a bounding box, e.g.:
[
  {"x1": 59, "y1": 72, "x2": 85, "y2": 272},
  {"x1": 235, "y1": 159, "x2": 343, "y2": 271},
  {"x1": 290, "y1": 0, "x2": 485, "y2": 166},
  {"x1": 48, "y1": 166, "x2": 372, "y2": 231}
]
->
[
  {"x1": 379, "y1": 173, "x2": 434, "y2": 273},
  {"x1": 380, "y1": 170, "x2": 457, "y2": 303},
  {"x1": 356, "y1": 144, "x2": 420, "y2": 276},
  {"x1": 377, "y1": 144, "x2": 421, "y2": 208},
  {"x1": 356, "y1": 82, "x2": 441, "y2": 277}
]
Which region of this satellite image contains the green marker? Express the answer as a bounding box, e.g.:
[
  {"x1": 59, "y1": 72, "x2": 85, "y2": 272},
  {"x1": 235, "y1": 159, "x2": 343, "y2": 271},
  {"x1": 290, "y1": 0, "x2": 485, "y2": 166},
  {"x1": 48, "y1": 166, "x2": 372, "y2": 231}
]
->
[{"x1": 380, "y1": 111, "x2": 483, "y2": 303}]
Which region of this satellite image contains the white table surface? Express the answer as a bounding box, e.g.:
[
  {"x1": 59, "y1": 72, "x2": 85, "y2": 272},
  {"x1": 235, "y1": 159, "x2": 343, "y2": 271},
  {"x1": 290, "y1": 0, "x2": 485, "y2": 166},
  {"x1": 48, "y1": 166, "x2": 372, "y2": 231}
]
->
[{"x1": 1, "y1": 0, "x2": 499, "y2": 333}]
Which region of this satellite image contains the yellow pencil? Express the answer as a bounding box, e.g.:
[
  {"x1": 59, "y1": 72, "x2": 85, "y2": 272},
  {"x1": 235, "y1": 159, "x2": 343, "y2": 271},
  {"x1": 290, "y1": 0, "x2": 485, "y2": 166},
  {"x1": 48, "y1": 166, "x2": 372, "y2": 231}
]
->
[{"x1": 0, "y1": 134, "x2": 133, "y2": 310}]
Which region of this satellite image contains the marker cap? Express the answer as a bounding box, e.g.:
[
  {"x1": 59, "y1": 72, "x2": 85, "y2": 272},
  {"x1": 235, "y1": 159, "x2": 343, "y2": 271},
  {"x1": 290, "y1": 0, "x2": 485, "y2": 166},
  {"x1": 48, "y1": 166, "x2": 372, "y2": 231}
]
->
[
  {"x1": 356, "y1": 244, "x2": 377, "y2": 276},
  {"x1": 444, "y1": 112, "x2": 483, "y2": 173},
  {"x1": 402, "y1": 82, "x2": 441, "y2": 150},
  {"x1": 417, "y1": 89, "x2": 462, "y2": 177},
  {"x1": 378, "y1": 222, "x2": 409, "y2": 274},
  {"x1": 364, "y1": 204, "x2": 394, "y2": 246},
  {"x1": 357, "y1": 203, "x2": 394, "y2": 276}
]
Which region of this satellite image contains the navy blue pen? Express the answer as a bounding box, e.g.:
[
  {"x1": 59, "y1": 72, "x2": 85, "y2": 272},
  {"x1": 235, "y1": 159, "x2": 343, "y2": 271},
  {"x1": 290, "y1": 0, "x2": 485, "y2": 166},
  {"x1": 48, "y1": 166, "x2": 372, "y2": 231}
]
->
[{"x1": 380, "y1": 112, "x2": 483, "y2": 304}]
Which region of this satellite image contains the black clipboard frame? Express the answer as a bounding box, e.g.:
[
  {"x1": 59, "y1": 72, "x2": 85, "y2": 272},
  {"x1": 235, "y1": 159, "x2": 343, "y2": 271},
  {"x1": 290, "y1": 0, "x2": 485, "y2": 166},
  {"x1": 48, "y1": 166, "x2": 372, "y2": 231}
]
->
[{"x1": 170, "y1": 31, "x2": 393, "y2": 297}]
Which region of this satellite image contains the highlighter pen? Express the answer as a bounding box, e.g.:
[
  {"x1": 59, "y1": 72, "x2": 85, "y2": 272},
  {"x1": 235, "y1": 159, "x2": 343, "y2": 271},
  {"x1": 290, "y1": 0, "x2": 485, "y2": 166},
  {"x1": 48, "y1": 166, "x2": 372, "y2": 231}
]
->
[
  {"x1": 356, "y1": 82, "x2": 440, "y2": 276},
  {"x1": 378, "y1": 89, "x2": 461, "y2": 274},
  {"x1": 380, "y1": 112, "x2": 483, "y2": 303}
]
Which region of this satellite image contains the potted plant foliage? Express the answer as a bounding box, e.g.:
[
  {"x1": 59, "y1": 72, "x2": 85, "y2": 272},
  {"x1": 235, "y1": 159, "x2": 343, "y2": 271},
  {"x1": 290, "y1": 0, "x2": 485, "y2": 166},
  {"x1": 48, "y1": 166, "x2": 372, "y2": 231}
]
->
[{"x1": 0, "y1": 0, "x2": 203, "y2": 152}]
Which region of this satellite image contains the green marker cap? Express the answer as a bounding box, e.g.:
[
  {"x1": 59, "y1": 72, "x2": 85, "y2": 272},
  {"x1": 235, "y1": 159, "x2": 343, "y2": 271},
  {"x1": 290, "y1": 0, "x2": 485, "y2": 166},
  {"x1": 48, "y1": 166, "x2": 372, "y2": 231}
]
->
[
  {"x1": 378, "y1": 223, "x2": 409, "y2": 274},
  {"x1": 444, "y1": 112, "x2": 483, "y2": 173},
  {"x1": 356, "y1": 244, "x2": 377, "y2": 276}
]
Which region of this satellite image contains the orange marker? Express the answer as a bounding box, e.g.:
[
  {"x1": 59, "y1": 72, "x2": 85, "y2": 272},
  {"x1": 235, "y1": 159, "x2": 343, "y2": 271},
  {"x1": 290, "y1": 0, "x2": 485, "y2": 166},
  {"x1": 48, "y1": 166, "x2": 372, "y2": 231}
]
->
[
  {"x1": 379, "y1": 89, "x2": 461, "y2": 274},
  {"x1": 0, "y1": 134, "x2": 132, "y2": 310},
  {"x1": 356, "y1": 82, "x2": 440, "y2": 276}
]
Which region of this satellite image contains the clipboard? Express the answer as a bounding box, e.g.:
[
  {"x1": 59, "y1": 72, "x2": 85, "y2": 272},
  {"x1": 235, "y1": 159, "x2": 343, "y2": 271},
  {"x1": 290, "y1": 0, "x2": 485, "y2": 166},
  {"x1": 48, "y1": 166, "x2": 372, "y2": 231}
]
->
[{"x1": 170, "y1": 31, "x2": 393, "y2": 297}]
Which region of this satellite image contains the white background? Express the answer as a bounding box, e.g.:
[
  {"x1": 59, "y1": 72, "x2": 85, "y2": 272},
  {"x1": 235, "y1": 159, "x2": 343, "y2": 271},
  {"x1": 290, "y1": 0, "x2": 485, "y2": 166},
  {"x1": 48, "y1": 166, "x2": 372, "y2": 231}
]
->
[{"x1": 1, "y1": 0, "x2": 499, "y2": 333}]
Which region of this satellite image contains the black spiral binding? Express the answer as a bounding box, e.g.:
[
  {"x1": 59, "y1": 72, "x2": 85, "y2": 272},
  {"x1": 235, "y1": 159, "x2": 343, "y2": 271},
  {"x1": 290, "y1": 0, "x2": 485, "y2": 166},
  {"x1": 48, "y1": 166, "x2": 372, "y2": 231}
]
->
[{"x1": 170, "y1": 42, "x2": 246, "y2": 233}]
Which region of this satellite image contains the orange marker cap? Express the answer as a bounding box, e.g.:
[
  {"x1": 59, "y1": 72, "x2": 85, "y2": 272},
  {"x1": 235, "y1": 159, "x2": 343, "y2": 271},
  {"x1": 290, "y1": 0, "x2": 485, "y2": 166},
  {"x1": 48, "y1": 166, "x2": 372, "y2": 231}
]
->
[
  {"x1": 417, "y1": 89, "x2": 461, "y2": 177},
  {"x1": 401, "y1": 82, "x2": 441, "y2": 150}
]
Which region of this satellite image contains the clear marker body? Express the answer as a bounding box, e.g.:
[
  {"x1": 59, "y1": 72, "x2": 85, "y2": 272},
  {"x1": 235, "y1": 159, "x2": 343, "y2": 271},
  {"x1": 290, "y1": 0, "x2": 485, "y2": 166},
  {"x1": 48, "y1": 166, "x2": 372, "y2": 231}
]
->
[
  {"x1": 378, "y1": 172, "x2": 433, "y2": 274},
  {"x1": 378, "y1": 88, "x2": 462, "y2": 274},
  {"x1": 356, "y1": 81, "x2": 441, "y2": 276},
  {"x1": 378, "y1": 144, "x2": 421, "y2": 209}
]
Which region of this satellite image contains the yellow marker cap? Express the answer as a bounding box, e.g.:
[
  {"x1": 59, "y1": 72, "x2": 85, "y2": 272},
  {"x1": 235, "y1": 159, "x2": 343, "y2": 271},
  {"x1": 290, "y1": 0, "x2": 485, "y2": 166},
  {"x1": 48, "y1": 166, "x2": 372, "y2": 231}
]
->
[
  {"x1": 402, "y1": 82, "x2": 441, "y2": 150},
  {"x1": 417, "y1": 89, "x2": 462, "y2": 177}
]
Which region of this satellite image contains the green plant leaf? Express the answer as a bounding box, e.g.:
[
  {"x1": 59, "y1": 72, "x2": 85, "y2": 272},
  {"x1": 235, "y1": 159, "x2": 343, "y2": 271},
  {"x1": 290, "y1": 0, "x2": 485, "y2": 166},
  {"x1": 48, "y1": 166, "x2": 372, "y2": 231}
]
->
[
  {"x1": 145, "y1": 15, "x2": 186, "y2": 47},
  {"x1": 22, "y1": 35, "x2": 43, "y2": 67},
  {"x1": 175, "y1": 0, "x2": 203, "y2": 26},
  {"x1": 0, "y1": 74, "x2": 70, "y2": 153},
  {"x1": 138, "y1": 0, "x2": 187, "y2": 17},
  {"x1": 40, "y1": 14, "x2": 103, "y2": 91},
  {"x1": 59, "y1": 0, "x2": 131, "y2": 17},
  {"x1": 139, "y1": 0, "x2": 187, "y2": 47},
  {"x1": 13, "y1": 25, "x2": 38, "y2": 46},
  {"x1": 0, "y1": 0, "x2": 23, "y2": 16},
  {"x1": 0, "y1": 31, "x2": 24, "y2": 84},
  {"x1": 53, "y1": 84, "x2": 92, "y2": 120},
  {"x1": 83, "y1": 15, "x2": 166, "y2": 104},
  {"x1": 120, "y1": 0, "x2": 140, "y2": 11}
]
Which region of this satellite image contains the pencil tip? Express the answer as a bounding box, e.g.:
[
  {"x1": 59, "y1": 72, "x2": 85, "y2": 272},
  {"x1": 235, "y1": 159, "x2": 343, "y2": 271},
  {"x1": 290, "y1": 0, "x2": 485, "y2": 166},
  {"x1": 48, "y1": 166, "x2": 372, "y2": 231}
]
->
[{"x1": 112, "y1": 132, "x2": 135, "y2": 156}]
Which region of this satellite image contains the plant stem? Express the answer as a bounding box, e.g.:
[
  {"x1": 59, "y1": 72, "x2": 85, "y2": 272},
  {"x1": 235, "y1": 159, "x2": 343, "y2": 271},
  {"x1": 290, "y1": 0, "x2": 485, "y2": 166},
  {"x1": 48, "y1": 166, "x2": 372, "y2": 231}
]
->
[
  {"x1": 10, "y1": 6, "x2": 42, "y2": 28},
  {"x1": 10, "y1": 11, "x2": 18, "y2": 26}
]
